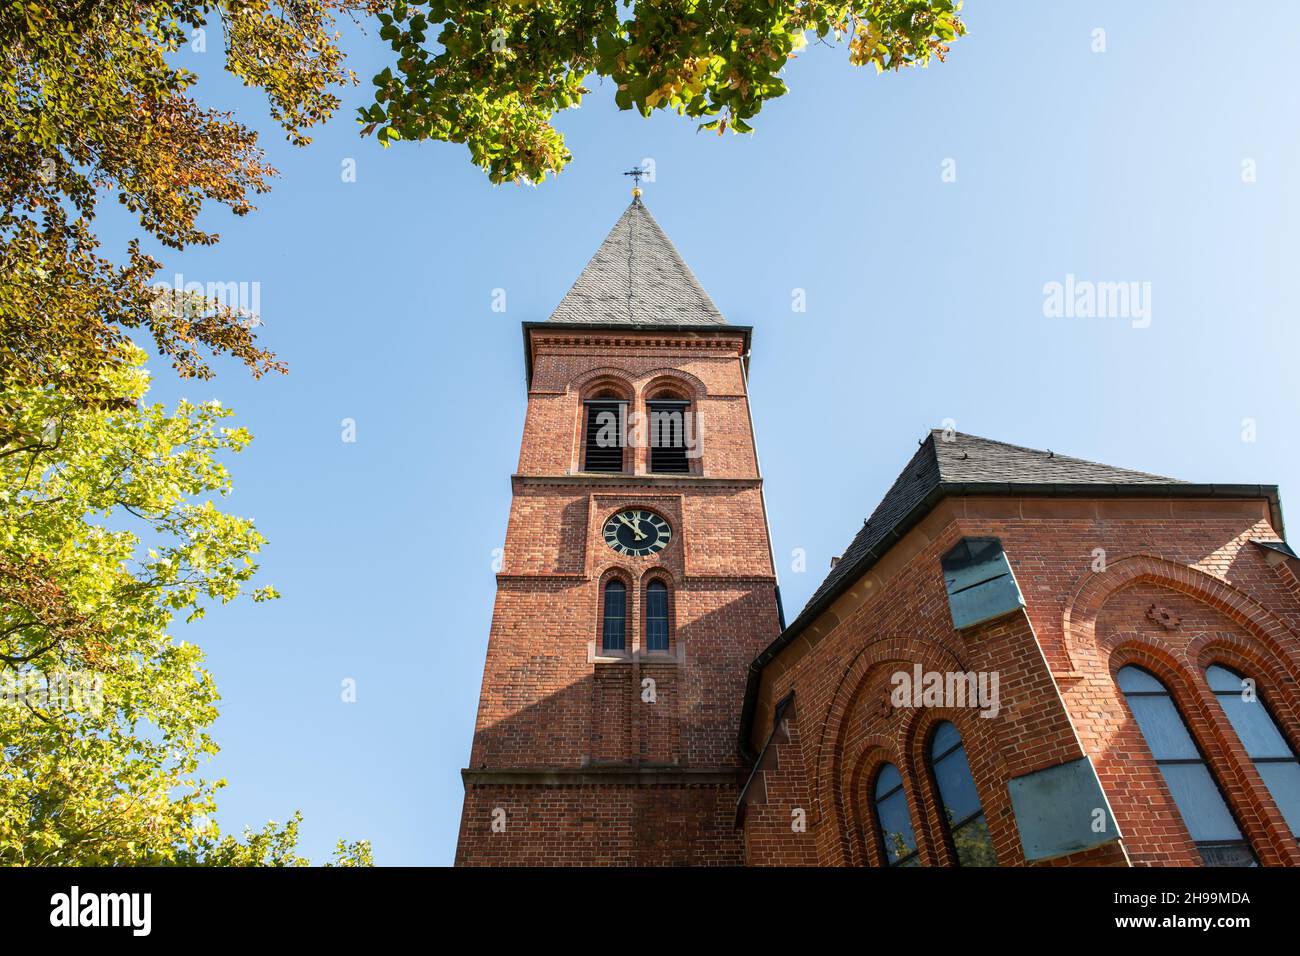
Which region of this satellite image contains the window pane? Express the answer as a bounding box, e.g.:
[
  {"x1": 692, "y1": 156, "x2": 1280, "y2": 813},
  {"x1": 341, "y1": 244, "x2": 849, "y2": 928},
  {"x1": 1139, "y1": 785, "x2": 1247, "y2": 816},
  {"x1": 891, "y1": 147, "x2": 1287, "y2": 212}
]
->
[
  {"x1": 1126, "y1": 695, "x2": 1200, "y2": 760},
  {"x1": 1216, "y1": 695, "x2": 1293, "y2": 760},
  {"x1": 602, "y1": 581, "x2": 626, "y2": 651},
  {"x1": 875, "y1": 763, "x2": 903, "y2": 799},
  {"x1": 1256, "y1": 762, "x2": 1300, "y2": 837},
  {"x1": 875, "y1": 789, "x2": 917, "y2": 864},
  {"x1": 645, "y1": 582, "x2": 668, "y2": 652},
  {"x1": 1205, "y1": 664, "x2": 1246, "y2": 693},
  {"x1": 932, "y1": 744, "x2": 982, "y2": 824},
  {"x1": 927, "y1": 724, "x2": 996, "y2": 866},
  {"x1": 1198, "y1": 842, "x2": 1258, "y2": 868},
  {"x1": 931, "y1": 721, "x2": 962, "y2": 757},
  {"x1": 1120, "y1": 667, "x2": 1255, "y2": 865},
  {"x1": 1117, "y1": 665, "x2": 1166, "y2": 693},
  {"x1": 1157, "y1": 763, "x2": 1245, "y2": 843},
  {"x1": 952, "y1": 814, "x2": 997, "y2": 867}
]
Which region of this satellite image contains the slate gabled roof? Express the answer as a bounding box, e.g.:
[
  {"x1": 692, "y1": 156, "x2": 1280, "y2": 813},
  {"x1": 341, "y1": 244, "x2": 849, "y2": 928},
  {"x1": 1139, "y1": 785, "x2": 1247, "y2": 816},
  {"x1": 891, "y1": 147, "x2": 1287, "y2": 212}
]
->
[
  {"x1": 738, "y1": 428, "x2": 1282, "y2": 756},
  {"x1": 800, "y1": 430, "x2": 1179, "y2": 615},
  {"x1": 547, "y1": 199, "x2": 726, "y2": 326}
]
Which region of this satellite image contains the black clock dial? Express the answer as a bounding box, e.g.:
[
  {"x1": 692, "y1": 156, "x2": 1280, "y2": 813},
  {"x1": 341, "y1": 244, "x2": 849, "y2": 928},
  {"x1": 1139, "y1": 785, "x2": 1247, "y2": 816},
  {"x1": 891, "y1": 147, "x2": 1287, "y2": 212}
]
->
[{"x1": 603, "y1": 509, "x2": 672, "y2": 557}]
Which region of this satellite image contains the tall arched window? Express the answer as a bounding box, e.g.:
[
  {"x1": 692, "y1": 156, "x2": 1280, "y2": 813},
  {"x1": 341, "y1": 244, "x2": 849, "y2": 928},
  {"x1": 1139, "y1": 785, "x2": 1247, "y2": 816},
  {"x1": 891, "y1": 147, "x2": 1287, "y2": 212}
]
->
[
  {"x1": 872, "y1": 763, "x2": 920, "y2": 866},
  {"x1": 584, "y1": 392, "x2": 626, "y2": 473},
  {"x1": 647, "y1": 392, "x2": 691, "y2": 474},
  {"x1": 645, "y1": 580, "x2": 669, "y2": 653},
  {"x1": 1117, "y1": 665, "x2": 1256, "y2": 866},
  {"x1": 928, "y1": 722, "x2": 997, "y2": 866},
  {"x1": 1205, "y1": 664, "x2": 1300, "y2": 838},
  {"x1": 601, "y1": 580, "x2": 626, "y2": 652}
]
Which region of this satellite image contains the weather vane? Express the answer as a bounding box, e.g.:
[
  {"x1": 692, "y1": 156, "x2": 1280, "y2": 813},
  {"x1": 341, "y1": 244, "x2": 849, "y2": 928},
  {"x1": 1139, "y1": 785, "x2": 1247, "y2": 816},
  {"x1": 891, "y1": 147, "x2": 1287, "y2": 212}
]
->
[{"x1": 623, "y1": 164, "x2": 647, "y2": 200}]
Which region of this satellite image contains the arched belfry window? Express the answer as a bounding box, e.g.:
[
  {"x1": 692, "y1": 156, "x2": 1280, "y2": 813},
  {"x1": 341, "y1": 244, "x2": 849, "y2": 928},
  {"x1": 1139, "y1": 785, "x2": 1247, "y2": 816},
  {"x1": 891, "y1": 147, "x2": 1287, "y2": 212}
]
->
[
  {"x1": 645, "y1": 580, "x2": 669, "y2": 653},
  {"x1": 647, "y1": 391, "x2": 691, "y2": 474},
  {"x1": 1117, "y1": 665, "x2": 1256, "y2": 866},
  {"x1": 1205, "y1": 664, "x2": 1300, "y2": 838},
  {"x1": 928, "y1": 722, "x2": 997, "y2": 866},
  {"x1": 601, "y1": 580, "x2": 627, "y2": 652},
  {"x1": 872, "y1": 763, "x2": 920, "y2": 866},
  {"x1": 584, "y1": 391, "x2": 626, "y2": 473}
]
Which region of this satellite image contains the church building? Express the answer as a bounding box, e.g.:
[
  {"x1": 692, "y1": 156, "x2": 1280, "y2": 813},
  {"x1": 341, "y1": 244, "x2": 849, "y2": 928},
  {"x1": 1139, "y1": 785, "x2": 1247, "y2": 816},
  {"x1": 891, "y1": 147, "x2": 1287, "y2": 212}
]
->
[{"x1": 455, "y1": 195, "x2": 1300, "y2": 867}]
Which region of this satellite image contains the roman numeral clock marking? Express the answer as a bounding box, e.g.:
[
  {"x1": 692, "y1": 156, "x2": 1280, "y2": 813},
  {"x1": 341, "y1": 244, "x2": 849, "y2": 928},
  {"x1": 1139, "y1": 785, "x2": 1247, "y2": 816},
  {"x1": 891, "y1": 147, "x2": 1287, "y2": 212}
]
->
[{"x1": 603, "y1": 509, "x2": 672, "y2": 557}]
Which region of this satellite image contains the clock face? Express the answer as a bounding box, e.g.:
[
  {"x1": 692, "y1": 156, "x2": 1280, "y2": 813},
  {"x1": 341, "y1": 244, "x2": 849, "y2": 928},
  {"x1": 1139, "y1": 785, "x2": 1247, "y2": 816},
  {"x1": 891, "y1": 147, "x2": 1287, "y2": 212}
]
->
[{"x1": 603, "y1": 509, "x2": 672, "y2": 557}]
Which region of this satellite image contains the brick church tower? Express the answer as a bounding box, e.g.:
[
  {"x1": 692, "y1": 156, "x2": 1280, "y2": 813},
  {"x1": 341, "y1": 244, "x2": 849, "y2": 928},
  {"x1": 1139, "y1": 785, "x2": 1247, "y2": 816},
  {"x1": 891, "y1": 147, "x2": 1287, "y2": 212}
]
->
[{"x1": 455, "y1": 195, "x2": 782, "y2": 865}]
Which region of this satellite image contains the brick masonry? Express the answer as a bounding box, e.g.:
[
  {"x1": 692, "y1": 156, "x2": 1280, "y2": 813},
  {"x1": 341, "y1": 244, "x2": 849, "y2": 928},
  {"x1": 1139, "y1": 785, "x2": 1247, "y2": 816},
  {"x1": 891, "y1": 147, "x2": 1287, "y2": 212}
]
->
[
  {"x1": 458, "y1": 319, "x2": 1300, "y2": 867},
  {"x1": 454, "y1": 215, "x2": 1299, "y2": 867},
  {"x1": 742, "y1": 496, "x2": 1300, "y2": 867},
  {"x1": 455, "y1": 327, "x2": 782, "y2": 866}
]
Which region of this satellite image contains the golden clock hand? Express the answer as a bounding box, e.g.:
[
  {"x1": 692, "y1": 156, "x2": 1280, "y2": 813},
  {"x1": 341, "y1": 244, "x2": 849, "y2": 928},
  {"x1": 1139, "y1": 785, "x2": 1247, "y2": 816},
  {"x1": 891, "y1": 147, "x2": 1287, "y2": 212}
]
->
[{"x1": 617, "y1": 514, "x2": 647, "y2": 540}]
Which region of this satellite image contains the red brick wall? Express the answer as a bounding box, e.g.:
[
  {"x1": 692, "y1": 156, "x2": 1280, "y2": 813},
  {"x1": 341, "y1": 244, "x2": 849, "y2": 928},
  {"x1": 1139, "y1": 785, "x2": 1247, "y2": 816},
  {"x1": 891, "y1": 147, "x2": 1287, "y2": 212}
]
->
[
  {"x1": 741, "y1": 704, "x2": 820, "y2": 866},
  {"x1": 457, "y1": 328, "x2": 782, "y2": 865},
  {"x1": 520, "y1": 330, "x2": 757, "y2": 479},
  {"x1": 745, "y1": 496, "x2": 1300, "y2": 867},
  {"x1": 639, "y1": 662, "x2": 679, "y2": 764},
  {"x1": 455, "y1": 780, "x2": 745, "y2": 866}
]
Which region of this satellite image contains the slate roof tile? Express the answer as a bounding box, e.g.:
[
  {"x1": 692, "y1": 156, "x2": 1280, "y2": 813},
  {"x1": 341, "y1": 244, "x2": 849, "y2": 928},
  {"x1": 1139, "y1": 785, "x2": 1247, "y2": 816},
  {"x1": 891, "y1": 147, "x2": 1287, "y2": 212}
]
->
[
  {"x1": 548, "y1": 200, "x2": 726, "y2": 326},
  {"x1": 800, "y1": 430, "x2": 1181, "y2": 615}
]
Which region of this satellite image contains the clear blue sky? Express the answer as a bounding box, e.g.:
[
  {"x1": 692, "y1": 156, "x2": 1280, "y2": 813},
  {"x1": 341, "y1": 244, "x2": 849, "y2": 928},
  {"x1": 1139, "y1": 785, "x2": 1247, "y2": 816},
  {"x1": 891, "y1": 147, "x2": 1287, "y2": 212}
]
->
[{"x1": 102, "y1": 1, "x2": 1300, "y2": 865}]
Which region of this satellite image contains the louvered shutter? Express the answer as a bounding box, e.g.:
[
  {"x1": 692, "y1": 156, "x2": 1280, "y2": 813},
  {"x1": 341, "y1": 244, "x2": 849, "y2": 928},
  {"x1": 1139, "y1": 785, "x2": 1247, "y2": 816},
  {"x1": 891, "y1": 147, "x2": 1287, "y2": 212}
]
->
[
  {"x1": 584, "y1": 401, "x2": 625, "y2": 472},
  {"x1": 648, "y1": 400, "x2": 690, "y2": 473}
]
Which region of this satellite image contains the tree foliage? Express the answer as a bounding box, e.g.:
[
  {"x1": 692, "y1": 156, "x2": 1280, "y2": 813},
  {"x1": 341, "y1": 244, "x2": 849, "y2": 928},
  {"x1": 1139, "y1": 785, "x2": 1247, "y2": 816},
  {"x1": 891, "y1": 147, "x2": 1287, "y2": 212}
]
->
[
  {"x1": 363, "y1": 0, "x2": 965, "y2": 183},
  {"x1": 0, "y1": 2, "x2": 372, "y2": 865},
  {"x1": 0, "y1": 348, "x2": 371, "y2": 865},
  {"x1": 0, "y1": 0, "x2": 359, "y2": 410}
]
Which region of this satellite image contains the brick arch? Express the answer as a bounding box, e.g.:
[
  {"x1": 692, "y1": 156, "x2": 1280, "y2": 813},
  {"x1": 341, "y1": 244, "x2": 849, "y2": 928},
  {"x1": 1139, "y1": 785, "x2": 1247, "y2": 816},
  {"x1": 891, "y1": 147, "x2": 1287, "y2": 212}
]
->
[
  {"x1": 1063, "y1": 554, "x2": 1300, "y2": 682},
  {"x1": 640, "y1": 566, "x2": 675, "y2": 587},
  {"x1": 595, "y1": 567, "x2": 634, "y2": 651},
  {"x1": 638, "y1": 368, "x2": 706, "y2": 400},
  {"x1": 809, "y1": 634, "x2": 971, "y2": 865},
  {"x1": 573, "y1": 372, "x2": 635, "y2": 473},
  {"x1": 843, "y1": 702, "x2": 966, "y2": 867},
  {"x1": 1194, "y1": 644, "x2": 1300, "y2": 861},
  {"x1": 638, "y1": 371, "x2": 706, "y2": 476},
  {"x1": 571, "y1": 366, "x2": 636, "y2": 398},
  {"x1": 596, "y1": 565, "x2": 633, "y2": 590},
  {"x1": 1193, "y1": 640, "x2": 1300, "y2": 755},
  {"x1": 1075, "y1": 561, "x2": 1300, "y2": 866},
  {"x1": 1104, "y1": 640, "x2": 1300, "y2": 866},
  {"x1": 844, "y1": 740, "x2": 908, "y2": 867},
  {"x1": 902, "y1": 706, "x2": 1012, "y2": 867},
  {"x1": 639, "y1": 568, "x2": 676, "y2": 656}
]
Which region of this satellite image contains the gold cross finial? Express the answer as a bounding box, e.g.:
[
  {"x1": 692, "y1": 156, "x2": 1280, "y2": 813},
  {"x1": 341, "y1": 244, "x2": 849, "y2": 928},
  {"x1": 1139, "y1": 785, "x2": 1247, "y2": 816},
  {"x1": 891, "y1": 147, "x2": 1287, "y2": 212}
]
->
[{"x1": 623, "y1": 165, "x2": 647, "y2": 201}]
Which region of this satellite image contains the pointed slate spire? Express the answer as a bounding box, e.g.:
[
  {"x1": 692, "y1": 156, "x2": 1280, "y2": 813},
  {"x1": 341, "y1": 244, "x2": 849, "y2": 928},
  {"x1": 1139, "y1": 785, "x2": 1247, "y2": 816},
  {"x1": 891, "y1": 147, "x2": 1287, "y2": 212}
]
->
[{"x1": 548, "y1": 199, "x2": 726, "y2": 326}]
